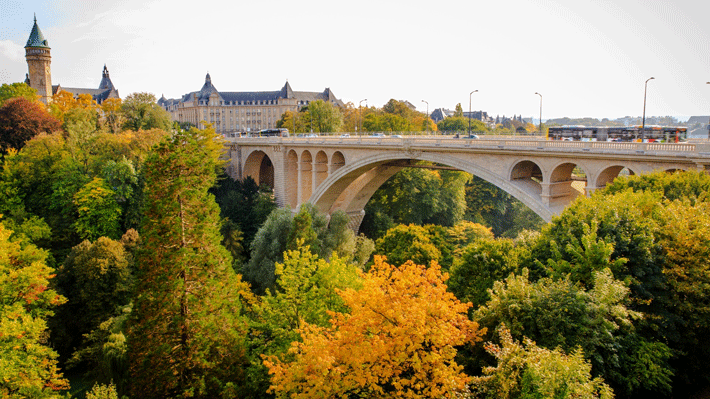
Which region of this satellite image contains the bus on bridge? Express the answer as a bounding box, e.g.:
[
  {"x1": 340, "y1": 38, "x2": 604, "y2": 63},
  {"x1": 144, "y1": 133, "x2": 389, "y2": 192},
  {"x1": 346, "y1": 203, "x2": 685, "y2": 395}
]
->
[{"x1": 548, "y1": 126, "x2": 687, "y2": 143}]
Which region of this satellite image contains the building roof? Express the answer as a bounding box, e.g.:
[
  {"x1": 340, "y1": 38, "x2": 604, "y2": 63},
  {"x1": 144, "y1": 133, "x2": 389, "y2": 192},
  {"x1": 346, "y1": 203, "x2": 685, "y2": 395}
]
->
[
  {"x1": 98, "y1": 65, "x2": 115, "y2": 91},
  {"x1": 160, "y1": 74, "x2": 344, "y2": 107},
  {"x1": 52, "y1": 65, "x2": 119, "y2": 104},
  {"x1": 687, "y1": 116, "x2": 710, "y2": 125},
  {"x1": 25, "y1": 15, "x2": 50, "y2": 48},
  {"x1": 53, "y1": 85, "x2": 119, "y2": 104}
]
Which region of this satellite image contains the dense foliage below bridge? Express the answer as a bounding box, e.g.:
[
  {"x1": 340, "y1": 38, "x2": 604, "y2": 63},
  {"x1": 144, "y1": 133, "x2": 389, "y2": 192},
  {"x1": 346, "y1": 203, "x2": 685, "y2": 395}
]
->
[{"x1": 1, "y1": 83, "x2": 710, "y2": 398}]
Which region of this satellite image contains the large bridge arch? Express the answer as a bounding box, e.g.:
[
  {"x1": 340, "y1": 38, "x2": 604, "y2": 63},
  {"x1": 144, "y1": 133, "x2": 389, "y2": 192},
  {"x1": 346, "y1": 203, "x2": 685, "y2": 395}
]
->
[{"x1": 310, "y1": 152, "x2": 554, "y2": 230}]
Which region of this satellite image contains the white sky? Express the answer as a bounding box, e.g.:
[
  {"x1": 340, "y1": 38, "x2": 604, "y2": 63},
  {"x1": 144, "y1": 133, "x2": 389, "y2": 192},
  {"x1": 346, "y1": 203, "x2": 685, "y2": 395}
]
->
[{"x1": 1, "y1": 0, "x2": 709, "y2": 120}]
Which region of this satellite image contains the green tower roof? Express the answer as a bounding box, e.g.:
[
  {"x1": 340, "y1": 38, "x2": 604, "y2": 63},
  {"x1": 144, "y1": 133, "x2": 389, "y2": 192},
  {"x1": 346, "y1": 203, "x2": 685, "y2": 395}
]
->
[{"x1": 25, "y1": 15, "x2": 50, "y2": 48}]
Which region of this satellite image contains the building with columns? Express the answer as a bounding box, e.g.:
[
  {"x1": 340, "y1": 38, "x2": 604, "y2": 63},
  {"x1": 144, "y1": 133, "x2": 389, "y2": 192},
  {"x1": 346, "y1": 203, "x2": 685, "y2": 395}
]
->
[
  {"x1": 158, "y1": 73, "x2": 344, "y2": 134},
  {"x1": 23, "y1": 16, "x2": 119, "y2": 105}
]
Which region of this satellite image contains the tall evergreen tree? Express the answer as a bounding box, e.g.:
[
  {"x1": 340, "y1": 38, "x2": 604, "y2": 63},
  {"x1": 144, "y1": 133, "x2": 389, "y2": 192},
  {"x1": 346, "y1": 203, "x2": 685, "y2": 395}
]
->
[{"x1": 126, "y1": 126, "x2": 251, "y2": 398}]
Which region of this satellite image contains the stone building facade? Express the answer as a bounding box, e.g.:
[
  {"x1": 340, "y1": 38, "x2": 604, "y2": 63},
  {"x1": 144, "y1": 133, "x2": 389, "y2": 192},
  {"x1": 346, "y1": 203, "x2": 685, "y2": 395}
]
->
[
  {"x1": 158, "y1": 73, "x2": 344, "y2": 134},
  {"x1": 24, "y1": 16, "x2": 119, "y2": 105}
]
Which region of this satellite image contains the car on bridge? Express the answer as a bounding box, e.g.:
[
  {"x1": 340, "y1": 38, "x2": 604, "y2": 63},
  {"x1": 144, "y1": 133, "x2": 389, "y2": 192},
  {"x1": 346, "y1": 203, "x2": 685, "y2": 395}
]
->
[
  {"x1": 370, "y1": 133, "x2": 385, "y2": 138},
  {"x1": 454, "y1": 133, "x2": 479, "y2": 139}
]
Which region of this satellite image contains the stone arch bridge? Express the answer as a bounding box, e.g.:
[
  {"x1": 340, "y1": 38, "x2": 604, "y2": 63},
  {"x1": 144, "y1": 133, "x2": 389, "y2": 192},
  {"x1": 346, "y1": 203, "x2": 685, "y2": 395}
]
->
[{"x1": 225, "y1": 135, "x2": 710, "y2": 231}]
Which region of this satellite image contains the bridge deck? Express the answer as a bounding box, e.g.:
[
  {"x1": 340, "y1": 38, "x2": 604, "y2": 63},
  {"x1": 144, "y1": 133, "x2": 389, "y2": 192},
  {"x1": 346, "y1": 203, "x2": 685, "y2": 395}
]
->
[{"x1": 226, "y1": 135, "x2": 710, "y2": 159}]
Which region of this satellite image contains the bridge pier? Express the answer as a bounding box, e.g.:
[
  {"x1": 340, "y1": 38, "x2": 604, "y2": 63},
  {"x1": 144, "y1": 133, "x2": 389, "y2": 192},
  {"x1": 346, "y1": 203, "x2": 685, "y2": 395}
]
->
[{"x1": 346, "y1": 210, "x2": 366, "y2": 232}]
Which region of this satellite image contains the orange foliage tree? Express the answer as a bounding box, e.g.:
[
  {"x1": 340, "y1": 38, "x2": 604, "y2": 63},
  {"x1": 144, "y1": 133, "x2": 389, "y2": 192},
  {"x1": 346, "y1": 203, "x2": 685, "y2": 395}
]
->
[
  {"x1": 0, "y1": 220, "x2": 69, "y2": 397},
  {"x1": 264, "y1": 256, "x2": 483, "y2": 398}
]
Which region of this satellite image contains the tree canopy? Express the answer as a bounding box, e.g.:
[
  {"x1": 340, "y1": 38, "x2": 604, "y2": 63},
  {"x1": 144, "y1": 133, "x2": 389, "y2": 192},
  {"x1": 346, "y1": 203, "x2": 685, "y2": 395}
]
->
[
  {"x1": 120, "y1": 92, "x2": 172, "y2": 131},
  {"x1": 0, "y1": 220, "x2": 69, "y2": 397},
  {"x1": 0, "y1": 97, "x2": 61, "y2": 152},
  {"x1": 264, "y1": 257, "x2": 483, "y2": 398},
  {"x1": 126, "y1": 126, "x2": 251, "y2": 398},
  {"x1": 0, "y1": 83, "x2": 39, "y2": 106}
]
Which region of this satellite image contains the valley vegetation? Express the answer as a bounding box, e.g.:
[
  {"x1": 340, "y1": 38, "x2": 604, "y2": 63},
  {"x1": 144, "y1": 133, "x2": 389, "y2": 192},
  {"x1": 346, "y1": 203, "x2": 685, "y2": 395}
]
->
[{"x1": 1, "y1": 83, "x2": 709, "y2": 398}]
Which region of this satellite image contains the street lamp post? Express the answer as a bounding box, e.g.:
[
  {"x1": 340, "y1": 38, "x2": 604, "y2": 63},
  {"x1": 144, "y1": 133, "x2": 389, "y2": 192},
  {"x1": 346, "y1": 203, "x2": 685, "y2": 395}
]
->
[
  {"x1": 468, "y1": 90, "x2": 478, "y2": 135},
  {"x1": 359, "y1": 99, "x2": 367, "y2": 135},
  {"x1": 706, "y1": 82, "x2": 710, "y2": 139},
  {"x1": 642, "y1": 77, "x2": 655, "y2": 132},
  {"x1": 421, "y1": 100, "x2": 429, "y2": 133},
  {"x1": 534, "y1": 92, "x2": 542, "y2": 135}
]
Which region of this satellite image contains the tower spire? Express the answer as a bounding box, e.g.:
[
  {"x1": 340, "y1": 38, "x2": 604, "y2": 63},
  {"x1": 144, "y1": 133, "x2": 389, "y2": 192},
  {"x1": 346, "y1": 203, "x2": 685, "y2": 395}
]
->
[{"x1": 25, "y1": 15, "x2": 52, "y2": 104}]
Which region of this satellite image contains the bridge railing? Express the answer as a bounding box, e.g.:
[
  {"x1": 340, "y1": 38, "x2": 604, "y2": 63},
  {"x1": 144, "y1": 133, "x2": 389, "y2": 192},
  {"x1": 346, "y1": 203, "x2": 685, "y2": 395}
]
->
[{"x1": 225, "y1": 133, "x2": 710, "y2": 157}]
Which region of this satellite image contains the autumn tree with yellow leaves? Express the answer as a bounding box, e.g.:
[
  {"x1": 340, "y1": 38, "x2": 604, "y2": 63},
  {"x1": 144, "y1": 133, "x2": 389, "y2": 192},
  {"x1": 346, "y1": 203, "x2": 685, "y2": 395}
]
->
[{"x1": 264, "y1": 256, "x2": 483, "y2": 398}]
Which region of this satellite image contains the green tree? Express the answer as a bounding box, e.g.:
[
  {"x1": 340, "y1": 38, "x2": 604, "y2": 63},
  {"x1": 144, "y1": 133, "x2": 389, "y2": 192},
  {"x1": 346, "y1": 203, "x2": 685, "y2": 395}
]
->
[
  {"x1": 121, "y1": 92, "x2": 172, "y2": 131},
  {"x1": 244, "y1": 247, "x2": 361, "y2": 397},
  {"x1": 448, "y1": 237, "x2": 520, "y2": 308},
  {"x1": 243, "y1": 204, "x2": 365, "y2": 295},
  {"x1": 465, "y1": 175, "x2": 541, "y2": 238},
  {"x1": 361, "y1": 167, "x2": 468, "y2": 240},
  {"x1": 474, "y1": 268, "x2": 673, "y2": 396},
  {"x1": 0, "y1": 82, "x2": 39, "y2": 106},
  {"x1": 126, "y1": 126, "x2": 251, "y2": 398},
  {"x1": 69, "y1": 308, "x2": 131, "y2": 396},
  {"x1": 242, "y1": 208, "x2": 295, "y2": 294},
  {"x1": 85, "y1": 382, "x2": 119, "y2": 399},
  {"x1": 304, "y1": 99, "x2": 343, "y2": 133},
  {"x1": 0, "y1": 220, "x2": 69, "y2": 397},
  {"x1": 53, "y1": 235, "x2": 133, "y2": 360},
  {"x1": 437, "y1": 116, "x2": 487, "y2": 133},
  {"x1": 446, "y1": 220, "x2": 494, "y2": 257},
  {"x1": 375, "y1": 224, "x2": 441, "y2": 267},
  {"x1": 73, "y1": 177, "x2": 122, "y2": 241},
  {"x1": 285, "y1": 207, "x2": 319, "y2": 252},
  {"x1": 321, "y1": 210, "x2": 357, "y2": 260},
  {"x1": 525, "y1": 170, "x2": 710, "y2": 394},
  {"x1": 654, "y1": 200, "x2": 710, "y2": 390},
  {"x1": 220, "y1": 218, "x2": 246, "y2": 268},
  {"x1": 359, "y1": 100, "x2": 429, "y2": 132},
  {"x1": 211, "y1": 174, "x2": 276, "y2": 249},
  {"x1": 454, "y1": 103, "x2": 464, "y2": 117},
  {"x1": 0, "y1": 97, "x2": 61, "y2": 152},
  {"x1": 603, "y1": 169, "x2": 710, "y2": 203},
  {"x1": 471, "y1": 325, "x2": 614, "y2": 399},
  {"x1": 63, "y1": 106, "x2": 100, "y2": 140},
  {"x1": 363, "y1": 112, "x2": 409, "y2": 132},
  {"x1": 100, "y1": 98, "x2": 124, "y2": 134},
  {"x1": 276, "y1": 110, "x2": 306, "y2": 133},
  {"x1": 524, "y1": 189, "x2": 664, "y2": 302}
]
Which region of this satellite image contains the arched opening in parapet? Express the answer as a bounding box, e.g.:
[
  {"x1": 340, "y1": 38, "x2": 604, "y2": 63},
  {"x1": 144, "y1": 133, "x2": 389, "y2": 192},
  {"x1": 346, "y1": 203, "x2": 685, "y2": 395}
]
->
[
  {"x1": 286, "y1": 150, "x2": 299, "y2": 208},
  {"x1": 243, "y1": 150, "x2": 275, "y2": 189},
  {"x1": 315, "y1": 151, "x2": 329, "y2": 188},
  {"x1": 331, "y1": 151, "x2": 345, "y2": 173},
  {"x1": 510, "y1": 160, "x2": 543, "y2": 196},
  {"x1": 300, "y1": 150, "x2": 314, "y2": 202},
  {"x1": 549, "y1": 162, "x2": 588, "y2": 205},
  {"x1": 595, "y1": 165, "x2": 636, "y2": 191}
]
